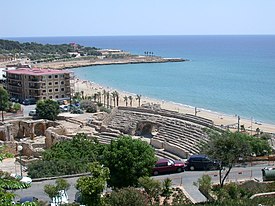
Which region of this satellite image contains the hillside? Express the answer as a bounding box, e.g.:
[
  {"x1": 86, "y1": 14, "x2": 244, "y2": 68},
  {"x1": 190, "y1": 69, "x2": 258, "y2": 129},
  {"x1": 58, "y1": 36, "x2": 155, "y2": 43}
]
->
[{"x1": 0, "y1": 39, "x2": 101, "y2": 61}]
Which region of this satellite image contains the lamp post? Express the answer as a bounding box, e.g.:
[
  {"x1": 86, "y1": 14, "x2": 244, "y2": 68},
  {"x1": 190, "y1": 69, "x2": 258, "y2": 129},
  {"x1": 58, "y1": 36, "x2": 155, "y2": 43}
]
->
[{"x1": 17, "y1": 145, "x2": 23, "y2": 177}]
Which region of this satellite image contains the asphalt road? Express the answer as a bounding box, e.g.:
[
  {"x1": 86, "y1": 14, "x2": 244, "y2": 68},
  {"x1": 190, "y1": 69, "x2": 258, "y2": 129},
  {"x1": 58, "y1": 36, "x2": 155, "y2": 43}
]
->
[
  {"x1": 13, "y1": 162, "x2": 271, "y2": 204},
  {"x1": 22, "y1": 105, "x2": 36, "y2": 117}
]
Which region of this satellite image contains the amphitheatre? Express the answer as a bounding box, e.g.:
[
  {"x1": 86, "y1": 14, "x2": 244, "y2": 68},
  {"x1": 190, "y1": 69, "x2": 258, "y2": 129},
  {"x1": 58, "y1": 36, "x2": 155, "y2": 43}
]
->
[{"x1": 1, "y1": 103, "x2": 274, "y2": 168}]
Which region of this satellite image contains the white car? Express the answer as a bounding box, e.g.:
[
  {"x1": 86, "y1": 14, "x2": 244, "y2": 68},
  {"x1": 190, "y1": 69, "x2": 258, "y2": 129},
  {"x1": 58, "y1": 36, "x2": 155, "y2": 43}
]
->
[{"x1": 10, "y1": 174, "x2": 32, "y2": 184}]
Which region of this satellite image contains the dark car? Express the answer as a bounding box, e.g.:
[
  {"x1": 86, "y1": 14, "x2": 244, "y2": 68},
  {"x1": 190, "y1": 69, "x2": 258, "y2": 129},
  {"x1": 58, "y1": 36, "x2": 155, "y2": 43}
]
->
[
  {"x1": 22, "y1": 98, "x2": 36, "y2": 105},
  {"x1": 19, "y1": 196, "x2": 38, "y2": 203},
  {"x1": 185, "y1": 154, "x2": 220, "y2": 171},
  {"x1": 153, "y1": 158, "x2": 185, "y2": 175}
]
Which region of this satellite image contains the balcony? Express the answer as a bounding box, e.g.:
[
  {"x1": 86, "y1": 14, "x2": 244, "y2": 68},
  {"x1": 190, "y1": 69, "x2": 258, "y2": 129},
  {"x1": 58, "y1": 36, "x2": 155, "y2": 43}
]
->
[
  {"x1": 29, "y1": 77, "x2": 42, "y2": 82},
  {"x1": 29, "y1": 84, "x2": 41, "y2": 89},
  {"x1": 8, "y1": 82, "x2": 22, "y2": 87}
]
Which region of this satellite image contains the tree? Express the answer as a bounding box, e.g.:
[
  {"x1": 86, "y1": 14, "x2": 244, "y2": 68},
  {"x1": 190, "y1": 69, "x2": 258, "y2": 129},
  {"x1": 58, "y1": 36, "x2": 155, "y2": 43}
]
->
[
  {"x1": 111, "y1": 92, "x2": 116, "y2": 108},
  {"x1": 123, "y1": 96, "x2": 128, "y2": 106},
  {"x1": 115, "y1": 91, "x2": 119, "y2": 107},
  {"x1": 76, "y1": 162, "x2": 109, "y2": 206},
  {"x1": 36, "y1": 99, "x2": 60, "y2": 120},
  {"x1": 97, "y1": 91, "x2": 102, "y2": 103},
  {"x1": 102, "y1": 90, "x2": 107, "y2": 107},
  {"x1": 128, "y1": 96, "x2": 133, "y2": 107},
  {"x1": 106, "y1": 91, "x2": 110, "y2": 108},
  {"x1": 201, "y1": 130, "x2": 253, "y2": 187},
  {"x1": 28, "y1": 133, "x2": 105, "y2": 178},
  {"x1": 138, "y1": 176, "x2": 161, "y2": 205},
  {"x1": 44, "y1": 178, "x2": 70, "y2": 204},
  {"x1": 103, "y1": 136, "x2": 157, "y2": 188},
  {"x1": 161, "y1": 178, "x2": 173, "y2": 204},
  {"x1": 136, "y1": 95, "x2": 142, "y2": 107},
  {"x1": 0, "y1": 86, "x2": 9, "y2": 122}
]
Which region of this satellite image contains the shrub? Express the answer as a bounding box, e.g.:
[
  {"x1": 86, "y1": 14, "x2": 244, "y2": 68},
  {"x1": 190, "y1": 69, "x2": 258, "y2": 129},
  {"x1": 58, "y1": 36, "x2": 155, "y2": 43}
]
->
[{"x1": 106, "y1": 187, "x2": 148, "y2": 206}]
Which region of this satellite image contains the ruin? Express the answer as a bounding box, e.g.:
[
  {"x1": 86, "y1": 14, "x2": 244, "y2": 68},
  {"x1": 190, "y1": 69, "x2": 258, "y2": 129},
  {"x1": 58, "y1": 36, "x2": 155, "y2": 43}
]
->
[{"x1": 1, "y1": 104, "x2": 215, "y2": 165}]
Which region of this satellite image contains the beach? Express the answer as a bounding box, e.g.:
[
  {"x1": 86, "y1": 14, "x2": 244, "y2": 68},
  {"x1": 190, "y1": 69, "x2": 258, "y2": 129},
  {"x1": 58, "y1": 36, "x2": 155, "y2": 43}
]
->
[{"x1": 75, "y1": 79, "x2": 275, "y2": 134}]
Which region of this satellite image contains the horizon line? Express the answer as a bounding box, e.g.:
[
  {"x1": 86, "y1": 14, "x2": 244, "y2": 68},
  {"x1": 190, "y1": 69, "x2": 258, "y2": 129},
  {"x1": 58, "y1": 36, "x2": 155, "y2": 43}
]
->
[{"x1": 1, "y1": 34, "x2": 275, "y2": 39}]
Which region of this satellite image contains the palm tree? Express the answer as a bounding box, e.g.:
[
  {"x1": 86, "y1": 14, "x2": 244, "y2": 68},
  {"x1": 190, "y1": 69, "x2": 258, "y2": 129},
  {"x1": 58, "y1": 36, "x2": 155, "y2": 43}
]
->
[
  {"x1": 97, "y1": 91, "x2": 102, "y2": 103},
  {"x1": 136, "y1": 94, "x2": 142, "y2": 107},
  {"x1": 111, "y1": 91, "x2": 116, "y2": 108},
  {"x1": 102, "y1": 90, "x2": 107, "y2": 106},
  {"x1": 123, "y1": 96, "x2": 128, "y2": 106},
  {"x1": 81, "y1": 91, "x2": 84, "y2": 100},
  {"x1": 128, "y1": 96, "x2": 133, "y2": 107},
  {"x1": 93, "y1": 93, "x2": 97, "y2": 102},
  {"x1": 106, "y1": 91, "x2": 110, "y2": 108},
  {"x1": 115, "y1": 91, "x2": 119, "y2": 107}
]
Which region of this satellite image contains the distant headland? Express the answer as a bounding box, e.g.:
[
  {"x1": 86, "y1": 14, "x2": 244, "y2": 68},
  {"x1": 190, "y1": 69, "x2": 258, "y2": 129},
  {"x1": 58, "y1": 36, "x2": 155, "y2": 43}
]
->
[{"x1": 0, "y1": 39, "x2": 187, "y2": 69}]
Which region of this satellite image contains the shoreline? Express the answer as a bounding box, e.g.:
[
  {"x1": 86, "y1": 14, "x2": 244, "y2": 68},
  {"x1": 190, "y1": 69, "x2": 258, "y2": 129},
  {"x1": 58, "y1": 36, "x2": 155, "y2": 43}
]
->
[{"x1": 74, "y1": 78, "x2": 275, "y2": 134}]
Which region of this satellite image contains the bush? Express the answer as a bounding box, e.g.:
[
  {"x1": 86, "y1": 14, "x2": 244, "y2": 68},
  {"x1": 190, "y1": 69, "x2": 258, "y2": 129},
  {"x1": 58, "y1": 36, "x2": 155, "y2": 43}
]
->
[
  {"x1": 80, "y1": 100, "x2": 98, "y2": 113},
  {"x1": 99, "y1": 106, "x2": 111, "y2": 113},
  {"x1": 106, "y1": 187, "x2": 148, "y2": 206},
  {"x1": 28, "y1": 134, "x2": 106, "y2": 178}
]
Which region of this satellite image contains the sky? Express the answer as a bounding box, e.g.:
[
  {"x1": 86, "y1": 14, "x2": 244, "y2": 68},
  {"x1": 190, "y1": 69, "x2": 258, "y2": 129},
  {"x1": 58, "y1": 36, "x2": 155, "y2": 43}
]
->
[{"x1": 1, "y1": 0, "x2": 275, "y2": 37}]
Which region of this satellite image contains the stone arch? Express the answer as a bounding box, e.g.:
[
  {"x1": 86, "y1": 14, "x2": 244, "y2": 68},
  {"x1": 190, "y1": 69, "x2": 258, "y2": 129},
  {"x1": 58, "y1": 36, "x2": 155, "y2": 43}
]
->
[
  {"x1": 0, "y1": 130, "x2": 5, "y2": 141},
  {"x1": 135, "y1": 121, "x2": 158, "y2": 138},
  {"x1": 34, "y1": 122, "x2": 46, "y2": 136}
]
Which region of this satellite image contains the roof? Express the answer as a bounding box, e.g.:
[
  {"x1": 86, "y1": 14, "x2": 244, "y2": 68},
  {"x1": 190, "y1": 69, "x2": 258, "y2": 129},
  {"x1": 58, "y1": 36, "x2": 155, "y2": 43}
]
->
[
  {"x1": 6, "y1": 68, "x2": 71, "y2": 76},
  {"x1": 156, "y1": 158, "x2": 170, "y2": 163}
]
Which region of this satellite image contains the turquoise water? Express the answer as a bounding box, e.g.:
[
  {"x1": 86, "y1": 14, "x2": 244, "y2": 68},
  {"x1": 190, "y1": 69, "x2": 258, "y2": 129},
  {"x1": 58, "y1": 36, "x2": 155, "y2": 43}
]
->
[{"x1": 7, "y1": 35, "x2": 275, "y2": 124}]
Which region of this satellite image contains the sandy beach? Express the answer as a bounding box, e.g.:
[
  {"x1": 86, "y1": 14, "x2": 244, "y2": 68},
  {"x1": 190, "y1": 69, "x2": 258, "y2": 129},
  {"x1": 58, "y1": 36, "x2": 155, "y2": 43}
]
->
[{"x1": 75, "y1": 79, "x2": 275, "y2": 134}]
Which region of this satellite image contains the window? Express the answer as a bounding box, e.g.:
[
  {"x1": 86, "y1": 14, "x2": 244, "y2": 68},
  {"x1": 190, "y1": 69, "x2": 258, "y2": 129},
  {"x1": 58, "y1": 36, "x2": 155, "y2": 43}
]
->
[
  {"x1": 156, "y1": 162, "x2": 168, "y2": 167},
  {"x1": 55, "y1": 75, "x2": 58, "y2": 78},
  {"x1": 61, "y1": 88, "x2": 65, "y2": 91},
  {"x1": 55, "y1": 95, "x2": 59, "y2": 98},
  {"x1": 43, "y1": 90, "x2": 46, "y2": 93},
  {"x1": 49, "y1": 89, "x2": 52, "y2": 92},
  {"x1": 43, "y1": 97, "x2": 46, "y2": 99},
  {"x1": 55, "y1": 88, "x2": 59, "y2": 92},
  {"x1": 49, "y1": 82, "x2": 52, "y2": 86},
  {"x1": 61, "y1": 81, "x2": 64, "y2": 84},
  {"x1": 48, "y1": 75, "x2": 52, "y2": 79},
  {"x1": 61, "y1": 95, "x2": 65, "y2": 98},
  {"x1": 55, "y1": 82, "x2": 58, "y2": 85},
  {"x1": 49, "y1": 96, "x2": 52, "y2": 99}
]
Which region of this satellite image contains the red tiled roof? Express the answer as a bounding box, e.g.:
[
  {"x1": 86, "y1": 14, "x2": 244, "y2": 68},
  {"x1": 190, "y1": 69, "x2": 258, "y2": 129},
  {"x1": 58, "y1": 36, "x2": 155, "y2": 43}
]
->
[{"x1": 6, "y1": 68, "x2": 71, "y2": 76}]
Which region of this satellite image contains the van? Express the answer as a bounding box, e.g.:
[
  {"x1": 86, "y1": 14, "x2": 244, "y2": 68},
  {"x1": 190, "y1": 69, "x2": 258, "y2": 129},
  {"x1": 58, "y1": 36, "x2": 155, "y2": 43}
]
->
[{"x1": 185, "y1": 154, "x2": 220, "y2": 171}]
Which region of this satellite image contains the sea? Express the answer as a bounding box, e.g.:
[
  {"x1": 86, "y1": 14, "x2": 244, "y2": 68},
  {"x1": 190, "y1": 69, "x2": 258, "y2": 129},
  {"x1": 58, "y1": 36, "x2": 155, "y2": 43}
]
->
[{"x1": 6, "y1": 35, "x2": 275, "y2": 124}]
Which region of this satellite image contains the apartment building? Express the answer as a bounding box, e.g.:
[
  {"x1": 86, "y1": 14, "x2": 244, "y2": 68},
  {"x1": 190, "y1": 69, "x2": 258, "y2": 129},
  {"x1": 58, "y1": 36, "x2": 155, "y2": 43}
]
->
[{"x1": 5, "y1": 68, "x2": 73, "y2": 102}]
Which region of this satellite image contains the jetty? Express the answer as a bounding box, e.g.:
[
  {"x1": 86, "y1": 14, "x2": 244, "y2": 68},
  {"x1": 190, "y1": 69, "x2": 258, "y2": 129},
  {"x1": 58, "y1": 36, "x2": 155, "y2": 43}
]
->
[{"x1": 34, "y1": 56, "x2": 188, "y2": 70}]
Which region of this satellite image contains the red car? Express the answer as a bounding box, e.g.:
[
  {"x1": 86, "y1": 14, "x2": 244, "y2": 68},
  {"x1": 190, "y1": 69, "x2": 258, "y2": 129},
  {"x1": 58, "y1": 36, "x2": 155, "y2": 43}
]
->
[{"x1": 152, "y1": 158, "x2": 185, "y2": 175}]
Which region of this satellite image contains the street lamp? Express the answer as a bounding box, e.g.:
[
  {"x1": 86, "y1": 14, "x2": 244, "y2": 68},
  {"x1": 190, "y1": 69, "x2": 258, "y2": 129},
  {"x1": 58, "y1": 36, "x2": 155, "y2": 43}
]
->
[{"x1": 17, "y1": 145, "x2": 23, "y2": 177}]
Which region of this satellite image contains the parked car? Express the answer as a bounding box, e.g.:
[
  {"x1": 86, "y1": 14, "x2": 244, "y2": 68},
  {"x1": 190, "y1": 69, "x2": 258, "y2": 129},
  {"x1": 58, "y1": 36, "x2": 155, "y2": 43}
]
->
[
  {"x1": 28, "y1": 110, "x2": 37, "y2": 116},
  {"x1": 152, "y1": 158, "x2": 185, "y2": 175},
  {"x1": 22, "y1": 98, "x2": 36, "y2": 105},
  {"x1": 185, "y1": 154, "x2": 220, "y2": 171},
  {"x1": 19, "y1": 196, "x2": 38, "y2": 203},
  {"x1": 10, "y1": 174, "x2": 32, "y2": 184},
  {"x1": 59, "y1": 105, "x2": 70, "y2": 112}
]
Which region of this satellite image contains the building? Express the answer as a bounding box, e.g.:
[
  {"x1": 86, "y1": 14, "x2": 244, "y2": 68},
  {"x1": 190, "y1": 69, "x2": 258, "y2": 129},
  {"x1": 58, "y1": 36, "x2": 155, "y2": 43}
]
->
[{"x1": 5, "y1": 68, "x2": 73, "y2": 102}]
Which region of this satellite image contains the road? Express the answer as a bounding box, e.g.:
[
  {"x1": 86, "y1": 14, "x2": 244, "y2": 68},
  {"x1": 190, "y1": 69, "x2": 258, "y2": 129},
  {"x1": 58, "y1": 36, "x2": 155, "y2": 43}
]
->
[
  {"x1": 13, "y1": 162, "x2": 271, "y2": 204},
  {"x1": 22, "y1": 105, "x2": 36, "y2": 117}
]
